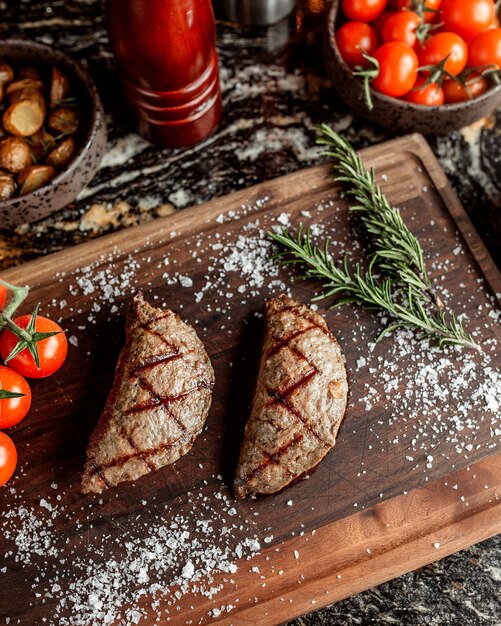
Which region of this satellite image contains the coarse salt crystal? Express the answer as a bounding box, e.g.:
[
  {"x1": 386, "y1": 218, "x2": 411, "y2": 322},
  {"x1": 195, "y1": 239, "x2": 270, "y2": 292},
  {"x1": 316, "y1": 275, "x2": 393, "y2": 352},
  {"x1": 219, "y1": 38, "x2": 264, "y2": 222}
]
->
[
  {"x1": 181, "y1": 561, "x2": 195, "y2": 579},
  {"x1": 178, "y1": 275, "x2": 193, "y2": 288}
]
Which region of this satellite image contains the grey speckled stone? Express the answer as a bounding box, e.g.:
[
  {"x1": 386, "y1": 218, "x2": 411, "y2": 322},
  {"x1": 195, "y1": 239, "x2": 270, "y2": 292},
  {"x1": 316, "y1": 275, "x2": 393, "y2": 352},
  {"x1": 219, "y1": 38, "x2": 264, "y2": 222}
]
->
[{"x1": 285, "y1": 535, "x2": 501, "y2": 626}]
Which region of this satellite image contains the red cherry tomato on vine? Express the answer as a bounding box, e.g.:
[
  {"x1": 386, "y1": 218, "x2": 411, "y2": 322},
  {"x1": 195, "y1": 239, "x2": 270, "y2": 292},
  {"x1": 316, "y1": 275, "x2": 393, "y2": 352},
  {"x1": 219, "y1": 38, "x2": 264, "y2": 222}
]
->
[
  {"x1": 418, "y1": 32, "x2": 468, "y2": 76},
  {"x1": 336, "y1": 22, "x2": 379, "y2": 69},
  {"x1": 396, "y1": 0, "x2": 442, "y2": 22},
  {"x1": 0, "y1": 285, "x2": 6, "y2": 309},
  {"x1": 468, "y1": 28, "x2": 501, "y2": 69},
  {"x1": 443, "y1": 74, "x2": 488, "y2": 102},
  {"x1": 383, "y1": 11, "x2": 422, "y2": 47},
  {"x1": 404, "y1": 75, "x2": 444, "y2": 105},
  {"x1": 441, "y1": 0, "x2": 496, "y2": 42},
  {"x1": 373, "y1": 10, "x2": 395, "y2": 39},
  {"x1": 0, "y1": 431, "x2": 17, "y2": 486},
  {"x1": 342, "y1": 0, "x2": 388, "y2": 22},
  {"x1": 0, "y1": 315, "x2": 68, "y2": 379},
  {"x1": 372, "y1": 41, "x2": 419, "y2": 97},
  {"x1": 0, "y1": 365, "x2": 31, "y2": 429}
]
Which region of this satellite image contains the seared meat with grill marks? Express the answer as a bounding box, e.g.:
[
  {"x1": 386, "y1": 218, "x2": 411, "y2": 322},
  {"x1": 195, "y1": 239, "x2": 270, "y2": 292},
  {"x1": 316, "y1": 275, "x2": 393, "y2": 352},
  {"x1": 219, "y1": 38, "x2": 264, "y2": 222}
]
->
[
  {"x1": 234, "y1": 295, "x2": 348, "y2": 499},
  {"x1": 81, "y1": 292, "x2": 214, "y2": 494}
]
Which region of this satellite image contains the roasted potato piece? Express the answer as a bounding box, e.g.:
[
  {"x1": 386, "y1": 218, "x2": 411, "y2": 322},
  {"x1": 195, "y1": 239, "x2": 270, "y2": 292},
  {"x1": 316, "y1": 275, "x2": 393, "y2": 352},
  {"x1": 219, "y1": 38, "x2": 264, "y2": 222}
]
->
[
  {"x1": 0, "y1": 171, "x2": 16, "y2": 200},
  {"x1": 18, "y1": 164, "x2": 56, "y2": 195},
  {"x1": 18, "y1": 67, "x2": 43, "y2": 81},
  {"x1": 0, "y1": 137, "x2": 32, "y2": 173},
  {"x1": 28, "y1": 129, "x2": 57, "y2": 162},
  {"x1": 46, "y1": 136, "x2": 76, "y2": 168},
  {"x1": 8, "y1": 87, "x2": 46, "y2": 112},
  {"x1": 6, "y1": 78, "x2": 45, "y2": 96},
  {"x1": 3, "y1": 97, "x2": 45, "y2": 137},
  {"x1": 48, "y1": 106, "x2": 79, "y2": 134},
  {"x1": 50, "y1": 67, "x2": 71, "y2": 108},
  {"x1": 0, "y1": 61, "x2": 82, "y2": 199},
  {"x1": 0, "y1": 62, "x2": 14, "y2": 86}
]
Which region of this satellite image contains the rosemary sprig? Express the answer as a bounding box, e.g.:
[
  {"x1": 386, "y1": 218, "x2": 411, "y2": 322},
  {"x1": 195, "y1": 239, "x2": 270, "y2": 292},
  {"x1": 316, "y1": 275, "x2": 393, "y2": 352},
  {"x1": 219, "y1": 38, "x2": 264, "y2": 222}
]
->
[
  {"x1": 270, "y1": 227, "x2": 477, "y2": 349},
  {"x1": 268, "y1": 129, "x2": 478, "y2": 350},
  {"x1": 317, "y1": 124, "x2": 444, "y2": 308}
]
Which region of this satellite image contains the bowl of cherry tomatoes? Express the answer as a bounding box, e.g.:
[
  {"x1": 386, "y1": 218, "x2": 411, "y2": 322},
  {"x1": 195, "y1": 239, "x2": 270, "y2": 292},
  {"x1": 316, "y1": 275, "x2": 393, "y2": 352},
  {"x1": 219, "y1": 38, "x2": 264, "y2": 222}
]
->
[{"x1": 327, "y1": 0, "x2": 501, "y2": 134}]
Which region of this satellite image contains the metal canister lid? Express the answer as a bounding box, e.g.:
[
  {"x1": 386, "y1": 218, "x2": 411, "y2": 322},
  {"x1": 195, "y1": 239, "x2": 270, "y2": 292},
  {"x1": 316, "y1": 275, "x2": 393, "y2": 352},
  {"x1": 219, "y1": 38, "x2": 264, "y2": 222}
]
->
[{"x1": 217, "y1": 0, "x2": 296, "y2": 26}]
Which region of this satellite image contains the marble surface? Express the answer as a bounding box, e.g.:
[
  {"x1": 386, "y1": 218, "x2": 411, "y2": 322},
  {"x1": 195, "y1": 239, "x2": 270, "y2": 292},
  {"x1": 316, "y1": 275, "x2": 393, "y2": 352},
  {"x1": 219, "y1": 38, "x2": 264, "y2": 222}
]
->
[{"x1": 0, "y1": 1, "x2": 500, "y2": 624}]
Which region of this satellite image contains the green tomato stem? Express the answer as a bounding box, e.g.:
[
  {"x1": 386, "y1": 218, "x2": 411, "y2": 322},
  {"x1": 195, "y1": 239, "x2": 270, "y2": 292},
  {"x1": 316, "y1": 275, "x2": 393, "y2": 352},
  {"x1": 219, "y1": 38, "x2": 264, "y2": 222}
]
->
[{"x1": 0, "y1": 280, "x2": 29, "y2": 323}]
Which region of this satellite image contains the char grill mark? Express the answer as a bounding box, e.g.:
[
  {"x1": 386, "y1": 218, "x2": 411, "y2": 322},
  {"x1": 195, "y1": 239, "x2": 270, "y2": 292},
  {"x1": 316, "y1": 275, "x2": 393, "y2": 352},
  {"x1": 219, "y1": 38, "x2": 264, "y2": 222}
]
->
[
  {"x1": 266, "y1": 368, "x2": 330, "y2": 448},
  {"x1": 266, "y1": 327, "x2": 314, "y2": 358},
  {"x1": 124, "y1": 378, "x2": 212, "y2": 420},
  {"x1": 91, "y1": 367, "x2": 213, "y2": 479},
  {"x1": 238, "y1": 432, "x2": 305, "y2": 486},
  {"x1": 240, "y1": 322, "x2": 329, "y2": 487},
  {"x1": 266, "y1": 326, "x2": 331, "y2": 448},
  {"x1": 116, "y1": 419, "x2": 157, "y2": 472},
  {"x1": 93, "y1": 464, "x2": 113, "y2": 488},
  {"x1": 131, "y1": 351, "x2": 182, "y2": 375},
  {"x1": 133, "y1": 377, "x2": 189, "y2": 435},
  {"x1": 90, "y1": 358, "x2": 213, "y2": 479},
  {"x1": 88, "y1": 439, "x2": 183, "y2": 476}
]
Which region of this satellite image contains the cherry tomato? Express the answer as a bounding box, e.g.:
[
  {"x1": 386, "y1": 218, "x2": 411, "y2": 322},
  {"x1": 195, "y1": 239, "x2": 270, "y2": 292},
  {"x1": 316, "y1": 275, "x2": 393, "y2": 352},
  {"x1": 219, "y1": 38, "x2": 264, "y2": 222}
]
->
[
  {"x1": 443, "y1": 74, "x2": 488, "y2": 102},
  {"x1": 342, "y1": 0, "x2": 388, "y2": 22},
  {"x1": 468, "y1": 28, "x2": 501, "y2": 68},
  {"x1": 0, "y1": 365, "x2": 31, "y2": 429},
  {"x1": 372, "y1": 41, "x2": 419, "y2": 97},
  {"x1": 418, "y1": 32, "x2": 468, "y2": 76},
  {"x1": 441, "y1": 0, "x2": 496, "y2": 42},
  {"x1": 0, "y1": 315, "x2": 68, "y2": 379},
  {"x1": 336, "y1": 22, "x2": 379, "y2": 69},
  {"x1": 0, "y1": 285, "x2": 6, "y2": 309},
  {"x1": 0, "y1": 431, "x2": 17, "y2": 486},
  {"x1": 373, "y1": 10, "x2": 395, "y2": 39},
  {"x1": 404, "y1": 75, "x2": 445, "y2": 104},
  {"x1": 383, "y1": 11, "x2": 422, "y2": 47},
  {"x1": 396, "y1": 0, "x2": 442, "y2": 22}
]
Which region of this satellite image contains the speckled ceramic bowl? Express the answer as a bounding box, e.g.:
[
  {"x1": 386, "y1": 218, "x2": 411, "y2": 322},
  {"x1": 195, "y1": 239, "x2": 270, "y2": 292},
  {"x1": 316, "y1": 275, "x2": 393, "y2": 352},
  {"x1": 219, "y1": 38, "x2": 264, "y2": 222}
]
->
[
  {"x1": 0, "y1": 39, "x2": 107, "y2": 228},
  {"x1": 327, "y1": 1, "x2": 501, "y2": 135}
]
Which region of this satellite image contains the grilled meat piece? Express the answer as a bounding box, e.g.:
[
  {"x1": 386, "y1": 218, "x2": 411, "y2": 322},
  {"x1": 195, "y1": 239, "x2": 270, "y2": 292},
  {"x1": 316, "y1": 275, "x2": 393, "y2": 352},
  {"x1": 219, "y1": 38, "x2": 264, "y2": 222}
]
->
[
  {"x1": 81, "y1": 292, "x2": 214, "y2": 494},
  {"x1": 234, "y1": 295, "x2": 348, "y2": 499}
]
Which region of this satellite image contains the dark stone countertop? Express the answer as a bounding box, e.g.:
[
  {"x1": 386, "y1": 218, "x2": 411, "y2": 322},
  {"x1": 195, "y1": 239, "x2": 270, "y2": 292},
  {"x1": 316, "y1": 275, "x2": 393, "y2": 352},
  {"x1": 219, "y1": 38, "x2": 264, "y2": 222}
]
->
[{"x1": 0, "y1": 1, "x2": 499, "y2": 624}]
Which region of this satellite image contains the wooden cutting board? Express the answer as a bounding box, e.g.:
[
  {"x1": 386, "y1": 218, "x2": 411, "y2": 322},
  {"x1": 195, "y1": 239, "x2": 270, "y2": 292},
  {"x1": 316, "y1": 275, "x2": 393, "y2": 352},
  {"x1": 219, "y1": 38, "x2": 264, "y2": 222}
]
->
[{"x1": 1, "y1": 134, "x2": 500, "y2": 626}]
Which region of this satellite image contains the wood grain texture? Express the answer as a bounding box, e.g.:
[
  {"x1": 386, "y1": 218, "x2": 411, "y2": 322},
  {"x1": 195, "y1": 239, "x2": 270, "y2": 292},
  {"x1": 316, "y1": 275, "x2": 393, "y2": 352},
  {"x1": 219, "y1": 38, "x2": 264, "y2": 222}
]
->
[
  {"x1": 0, "y1": 134, "x2": 499, "y2": 625},
  {"x1": 155, "y1": 452, "x2": 501, "y2": 626}
]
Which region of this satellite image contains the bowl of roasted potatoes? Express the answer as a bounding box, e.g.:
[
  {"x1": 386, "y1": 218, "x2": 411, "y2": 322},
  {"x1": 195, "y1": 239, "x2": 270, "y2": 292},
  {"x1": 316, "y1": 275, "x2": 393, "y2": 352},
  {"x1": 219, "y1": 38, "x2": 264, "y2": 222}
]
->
[{"x1": 0, "y1": 39, "x2": 107, "y2": 227}]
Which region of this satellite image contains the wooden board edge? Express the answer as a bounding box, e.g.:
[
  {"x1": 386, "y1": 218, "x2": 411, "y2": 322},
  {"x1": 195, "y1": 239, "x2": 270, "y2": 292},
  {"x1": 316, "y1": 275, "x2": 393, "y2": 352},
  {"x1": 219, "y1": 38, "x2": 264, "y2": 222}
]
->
[
  {"x1": 219, "y1": 453, "x2": 501, "y2": 625},
  {"x1": 0, "y1": 165, "x2": 333, "y2": 282},
  {"x1": 393, "y1": 133, "x2": 501, "y2": 301},
  {"x1": 0, "y1": 133, "x2": 442, "y2": 285},
  {"x1": 177, "y1": 452, "x2": 501, "y2": 626}
]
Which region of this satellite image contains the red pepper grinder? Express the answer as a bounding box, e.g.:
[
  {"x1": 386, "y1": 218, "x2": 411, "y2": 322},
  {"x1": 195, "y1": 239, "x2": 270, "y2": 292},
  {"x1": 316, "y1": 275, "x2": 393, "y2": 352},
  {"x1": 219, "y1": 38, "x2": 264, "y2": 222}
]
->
[{"x1": 106, "y1": 0, "x2": 222, "y2": 148}]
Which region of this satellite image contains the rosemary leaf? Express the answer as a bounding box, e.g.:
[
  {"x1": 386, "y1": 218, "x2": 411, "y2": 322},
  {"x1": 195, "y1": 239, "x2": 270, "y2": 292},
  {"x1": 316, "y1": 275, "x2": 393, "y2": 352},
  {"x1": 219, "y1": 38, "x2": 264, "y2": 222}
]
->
[
  {"x1": 270, "y1": 227, "x2": 477, "y2": 350},
  {"x1": 316, "y1": 124, "x2": 439, "y2": 304}
]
